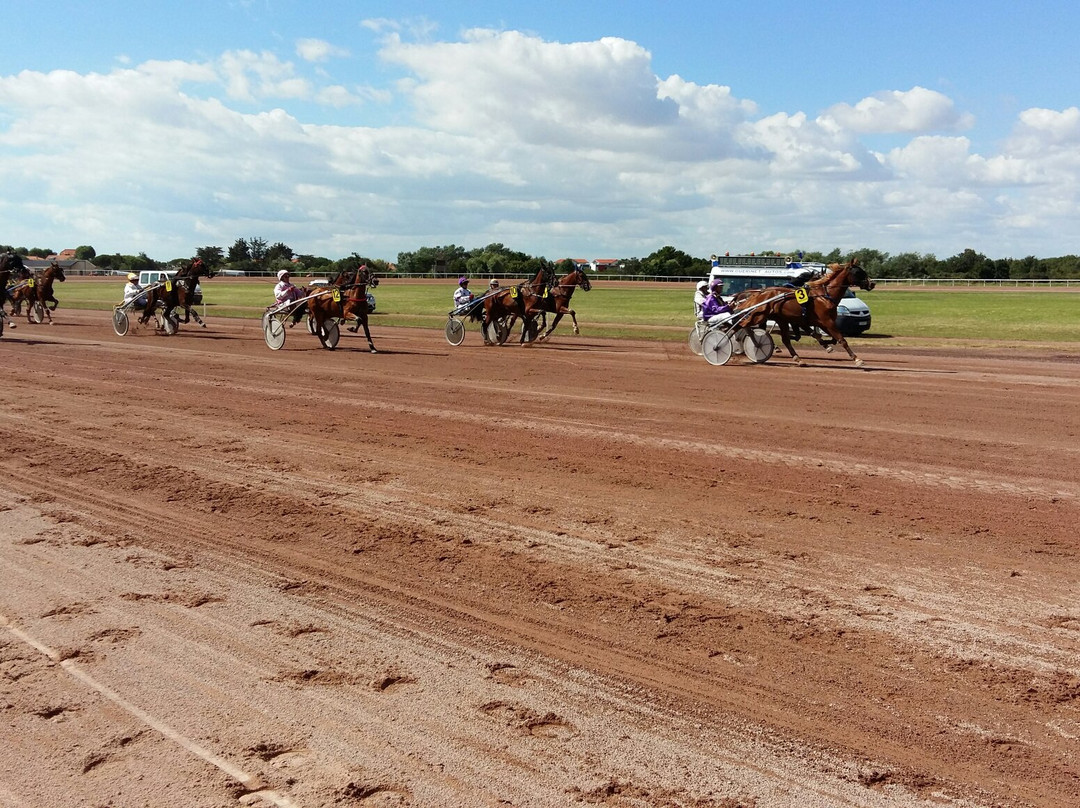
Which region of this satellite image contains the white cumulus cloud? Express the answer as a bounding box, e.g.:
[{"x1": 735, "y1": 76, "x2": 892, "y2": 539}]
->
[
  {"x1": 822, "y1": 86, "x2": 974, "y2": 134},
  {"x1": 296, "y1": 38, "x2": 350, "y2": 63}
]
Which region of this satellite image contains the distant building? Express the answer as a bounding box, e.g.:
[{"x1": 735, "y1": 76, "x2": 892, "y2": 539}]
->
[{"x1": 572, "y1": 259, "x2": 619, "y2": 272}]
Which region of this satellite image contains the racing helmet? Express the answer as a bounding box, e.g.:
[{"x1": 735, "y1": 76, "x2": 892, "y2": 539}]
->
[
  {"x1": 489, "y1": 278, "x2": 500, "y2": 288},
  {"x1": 696, "y1": 280, "x2": 708, "y2": 292},
  {"x1": 458, "y1": 276, "x2": 469, "y2": 285},
  {"x1": 711, "y1": 279, "x2": 724, "y2": 293},
  {"x1": 277, "y1": 269, "x2": 290, "y2": 280},
  {"x1": 127, "y1": 273, "x2": 138, "y2": 282}
]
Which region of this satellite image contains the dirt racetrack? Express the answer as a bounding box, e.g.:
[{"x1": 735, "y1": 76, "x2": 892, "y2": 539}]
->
[{"x1": 1, "y1": 311, "x2": 1078, "y2": 808}]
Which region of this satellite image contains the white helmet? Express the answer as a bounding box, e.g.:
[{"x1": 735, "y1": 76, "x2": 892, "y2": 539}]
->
[
  {"x1": 127, "y1": 273, "x2": 138, "y2": 282},
  {"x1": 277, "y1": 269, "x2": 289, "y2": 280},
  {"x1": 696, "y1": 280, "x2": 708, "y2": 292}
]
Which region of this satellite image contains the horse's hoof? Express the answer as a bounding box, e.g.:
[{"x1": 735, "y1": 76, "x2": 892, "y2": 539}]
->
[
  {"x1": 825, "y1": 345, "x2": 835, "y2": 353},
  {"x1": 369, "y1": 348, "x2": 378, "y2": 354},
  {"x1": 348, "y1": 326, "x2": 358, "y2": 333},
  {"x1": 855, "y1": 358, "x2": 865, "y2": 368}
]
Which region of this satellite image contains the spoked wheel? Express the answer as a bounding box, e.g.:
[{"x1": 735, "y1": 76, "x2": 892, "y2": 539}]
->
[
  {"x1": 112, "y1": 308, "x2": 130, "y2": 337},
  {"x1": 263, "y1": 313, "x2": 286, "y2": 350},
  {"x1": 495, "y1": 317, "x2": 511, "y2": 345},
  {"x1": 30, "y1": 301, "x2": 45, "y2": 324},
  {"x1": 317, "y1": 319, "x2": 341, "y2": 350},
  {"x1": 445, "y1": 318, "x2": 465, "y2": 346},
  {"x1": 742, "y1": 327, "x2": 775, "y2": 364},
  {"x1": 701, "y1": 330, "x2": 734, "y2": 366},
  {"x1": 306, "y1": 316, "x2": 317, "y2": 335},
  {"x1": 482, "y1": 317, "x2": 511, "y2": 346},
  {"x1": 688, "y1": 322, "x2": 705, "y2": 356}
]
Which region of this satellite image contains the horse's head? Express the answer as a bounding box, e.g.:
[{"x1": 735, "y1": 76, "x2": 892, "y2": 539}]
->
[
  {"x1": 576, "y1": 266, "x2": 592, "y2": 291},
  {"x1": 188, "y1": 259, "x2": 214, "y2": 279},
  {"x1": 358, "y1": 264, "x2": 378, "y2": 288},
  {"x1": 846, "y1": 259, "x2": 875, "y2": 291},
  {"x1": 49, "y1": 262, "x2": 66, "y2": 282}
]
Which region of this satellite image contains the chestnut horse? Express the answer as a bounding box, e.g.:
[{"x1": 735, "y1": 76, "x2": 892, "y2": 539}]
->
[
  {"x1": 138, "y1": 260, "x2": 213, "y2": 331},
  {"x1": 10, "y1": 261, "x2": 66, "y2": 323},
  {"x1": 307, "y1": 264, "x2": 379, "y2": 352},
  {"x1": 470, "y1": 264, "x2": 553, "y2": 345},
  {"x1": 522, "y1": 264, "x2": 592, "y2": 342},
  {"x1": 734, "y1": 258, "x2": 874, "y2": 367}
]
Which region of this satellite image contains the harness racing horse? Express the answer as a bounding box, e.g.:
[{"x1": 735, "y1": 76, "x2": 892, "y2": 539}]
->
[
  {"x1": 522, "y1": 264, "x2": 592, "y2": 342},
  {"x1": 307, "y1": 264, "x2": 379, "y2": 352},
  {"x1": 0, "y1": 253, "x2": 29, "y2": 325},
  {"x1": 10, "y1": 261, "x2": 66, "y2": 324},
  {"x1": 138, "y1": 260, "x2": 213, "y2": 332},
  {"x1": 734, "y1": 258, "x2": 875, "y2": 367},
  {"x1": 470, "y1": 264, "x2": 554, "y2": 345}
]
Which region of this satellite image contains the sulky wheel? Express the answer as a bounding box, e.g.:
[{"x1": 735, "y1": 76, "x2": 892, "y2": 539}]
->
[
  {"x1": 495, "y1": 317, "x2": 511, "y2": 345},
  {"x1": 522, "y1": 319, "x2": 539, "y2": 343},
  {"x1": 688, "y1": 322, "x2": 705, "y2": 356},
  {"x1": 263, "y1": 314, "x2": 286, "y2": 350},
  {"x1": 318, "y1": 319, "x2": 340, "y2": 350},
  {"x1": 445, "y1": 318, "x2": 465, "y2": 346},
  {"x1": 701, "y1": 329, "x2": 734, "y2": 366},
  {"x1": 30, "y1": 301, "x2": 45, "y2": 324},
  {"x1": 742, "y1": 328, "x2": 775, "y2": 364},
  {"x1": 112, "y1": 308, "x2": 130, "y2": 337}
]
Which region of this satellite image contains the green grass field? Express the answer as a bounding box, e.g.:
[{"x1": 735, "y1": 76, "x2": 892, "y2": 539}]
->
[{"x1": 56, "y1": 279, "x2": 1080, "y2": 343}]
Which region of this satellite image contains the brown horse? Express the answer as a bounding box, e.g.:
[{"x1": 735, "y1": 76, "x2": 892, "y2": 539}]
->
[
  {"x1": 10, "y1": 261, "x2": 66, "y2": 324},
  {"x1": 307, "y1": 264, "x2": 379, "y2": 352},
  {"x1": 0, "y1": 253, "x2": 28, "y2": 327},
  {"x1": 522, "y1": 264, "x2": 592, "y2": 342},
  {"x1": 734, "y1": 258, "x2": 874, "y2": 367},
  {"x1": 138, "y1": 260, "x2": 213, "y2": 332},
  {"x1": 470, "y1": 264, "x2": 553, "y2": 345}
]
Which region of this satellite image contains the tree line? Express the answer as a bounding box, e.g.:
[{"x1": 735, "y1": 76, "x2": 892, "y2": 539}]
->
[{"x1": 5, "y1": 239, "x2": 1080, "y2": 280}]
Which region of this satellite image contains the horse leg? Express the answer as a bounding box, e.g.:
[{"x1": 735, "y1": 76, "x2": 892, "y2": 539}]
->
[
  {"x1": 568, "y1": 308, "x2": 579, "y2": 335},
  {"x1": 358, "y1": 315, "x2": 377, "y2": 353},
  {"x1": 188, "y1": 307, "x2": 207, "y2": 328},
  {"x1": 818, "y1": 322, "x2": 863, "y2": 367},
  {"x1": 778, "y1": 321, "x2": 802, "y2": 365},
  {"x1": 537, "y1": 312, "x2": 565, "y2": 342}
]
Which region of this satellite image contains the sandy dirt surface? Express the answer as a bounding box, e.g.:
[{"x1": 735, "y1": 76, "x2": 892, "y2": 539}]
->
[{"x1": 1, "y1": 311, "x2": 1078, "y2": 808}]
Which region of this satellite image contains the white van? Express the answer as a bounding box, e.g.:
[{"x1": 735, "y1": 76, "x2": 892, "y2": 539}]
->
[
  {"x1": 706, "y1": 255, "x2": 871, "y2": 335},
  {"x1": 138, "y1": 270, "x2": 203, "y2": 306}
]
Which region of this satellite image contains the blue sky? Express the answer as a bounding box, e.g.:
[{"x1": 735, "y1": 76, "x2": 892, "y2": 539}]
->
[{"x1": 2, "y1": 1, "x2": 1079, "y2": 262}]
